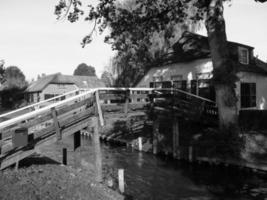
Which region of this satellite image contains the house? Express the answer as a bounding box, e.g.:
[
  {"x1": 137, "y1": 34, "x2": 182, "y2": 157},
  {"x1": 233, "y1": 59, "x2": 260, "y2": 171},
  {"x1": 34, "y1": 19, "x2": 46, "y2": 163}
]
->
[
  {"x1": 25, "y1": 73, "x2": 105, "y2": 103},
  {"x1": 136, "y1": 32, "x2": 267, "y2": 110}
]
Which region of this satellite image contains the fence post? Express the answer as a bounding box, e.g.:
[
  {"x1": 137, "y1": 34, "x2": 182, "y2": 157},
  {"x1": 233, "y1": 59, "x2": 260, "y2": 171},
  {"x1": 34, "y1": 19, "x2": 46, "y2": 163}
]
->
[
  {"x1": 51, "y1": 107, "x2": 61, "y2": 141},
  {"x1": 118, "y1": 169, "x2": 125, "y2": 193},
  {"x1": 153, "y1": 118, "x2": 159, "y2": 155},
  {"x1": 92, "y1": 116, "x2": 102, "y2": 182}
]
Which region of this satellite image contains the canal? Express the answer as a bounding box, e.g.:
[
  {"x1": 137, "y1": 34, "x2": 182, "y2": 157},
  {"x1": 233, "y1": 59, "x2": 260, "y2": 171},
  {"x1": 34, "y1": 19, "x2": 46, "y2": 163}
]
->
[{"x1": 40, "y1": 135, "x2": 267, "y2": 200}]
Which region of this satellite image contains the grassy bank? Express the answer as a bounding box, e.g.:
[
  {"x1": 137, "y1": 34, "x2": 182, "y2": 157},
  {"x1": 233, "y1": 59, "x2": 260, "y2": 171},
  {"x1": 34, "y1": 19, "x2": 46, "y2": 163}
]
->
[{"x1": 0, "y1": 157, "x2": 123, "y2": 200}]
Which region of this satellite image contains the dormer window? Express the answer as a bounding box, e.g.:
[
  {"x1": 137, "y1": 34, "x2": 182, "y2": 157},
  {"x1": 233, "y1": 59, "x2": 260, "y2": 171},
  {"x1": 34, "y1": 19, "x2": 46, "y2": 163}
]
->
[{"x1": 238, "y1": 47, "x2": 249, "y2": 65}]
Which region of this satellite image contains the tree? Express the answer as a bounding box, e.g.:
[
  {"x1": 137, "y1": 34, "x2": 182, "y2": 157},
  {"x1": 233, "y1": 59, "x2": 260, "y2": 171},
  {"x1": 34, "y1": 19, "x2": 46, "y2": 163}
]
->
[
  {"x1": 55, "y1": 0, "x2": 266, "y2": 128},
  {"x1": 101, "y1": 71, "x2": 114, "y2": 87},
  {"x1": 4, "y1": 66, "x2": 27, "y2": 89},
  {"x1": 0, "y1": 66, "x2": 28, "y2": 109},
  {"x1": 73, "y1": 63, "x2": 96, "y2": 76},
  {"x1": 0, "y1": 60, "x2": 5, "y2": 84}
]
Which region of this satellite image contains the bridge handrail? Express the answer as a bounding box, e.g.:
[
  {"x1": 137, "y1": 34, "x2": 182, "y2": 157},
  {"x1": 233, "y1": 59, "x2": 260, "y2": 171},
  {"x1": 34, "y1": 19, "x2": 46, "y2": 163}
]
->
[
  {"x1": 97, "y1": 87, "x2": 216, "y2": 104},
  {"x1": 0, "y1": 88, "x2": 88, "y2": 119},
  {"x1": 0, "y1": 87, "x2": 216, "y2": 130},
  {"x1": 0, "y1": 89, "x2": 97, "y2": 130}
]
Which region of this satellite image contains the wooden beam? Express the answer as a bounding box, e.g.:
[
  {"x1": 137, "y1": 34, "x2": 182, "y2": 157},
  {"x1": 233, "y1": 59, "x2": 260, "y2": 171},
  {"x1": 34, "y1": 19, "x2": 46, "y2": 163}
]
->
[
  {"x1": 95, "y1": 91, "x2": 104, "y2": 126},
  {"x1": 92, "y1": 116, "x2": 102, "y2": 182},
  {"x1": 0, "y1": 149, "x2": 36, "y2": 170}
]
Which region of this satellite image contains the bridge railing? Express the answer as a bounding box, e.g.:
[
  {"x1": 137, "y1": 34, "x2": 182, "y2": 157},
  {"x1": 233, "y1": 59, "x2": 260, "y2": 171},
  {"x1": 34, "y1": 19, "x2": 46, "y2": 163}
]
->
[
  {"x1": 147, "y1": 88, "x2": 217, "y2": 119},
  {"x1": 0, "y1": 87, "x2": 218, "y2": 169},
  {"x1": 0, "y1": 88, "x2": 88, "y2": 123}
]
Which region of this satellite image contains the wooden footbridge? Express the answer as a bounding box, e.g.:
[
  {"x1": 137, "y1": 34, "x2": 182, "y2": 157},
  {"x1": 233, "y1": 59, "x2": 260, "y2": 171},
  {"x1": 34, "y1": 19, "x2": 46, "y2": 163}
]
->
[{"x1": 0, "y1": 87, "x2": 218, "y2": 174}]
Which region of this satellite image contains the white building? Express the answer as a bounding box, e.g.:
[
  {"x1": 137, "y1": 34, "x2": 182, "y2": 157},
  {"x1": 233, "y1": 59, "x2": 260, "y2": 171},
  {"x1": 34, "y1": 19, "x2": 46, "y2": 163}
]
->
[{"x1": 136, "y1": 32, "x2": 267, "y2": 110}]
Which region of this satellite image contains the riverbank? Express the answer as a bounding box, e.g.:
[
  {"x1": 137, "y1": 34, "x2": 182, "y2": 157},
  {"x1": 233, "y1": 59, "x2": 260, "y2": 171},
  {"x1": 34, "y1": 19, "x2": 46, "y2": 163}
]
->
[
  {"x1": 0, "y1": 155, "x2": 123, "y2": 200},
  {"x1": 99, "y1": 112, "x2": 267, "y2": 175}
]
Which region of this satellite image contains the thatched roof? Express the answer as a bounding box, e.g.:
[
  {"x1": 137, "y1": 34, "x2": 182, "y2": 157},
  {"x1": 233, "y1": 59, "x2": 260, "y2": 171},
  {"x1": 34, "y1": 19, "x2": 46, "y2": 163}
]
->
[{"x1": 26, "y1": 73, "x2": 105, "y2": 92}]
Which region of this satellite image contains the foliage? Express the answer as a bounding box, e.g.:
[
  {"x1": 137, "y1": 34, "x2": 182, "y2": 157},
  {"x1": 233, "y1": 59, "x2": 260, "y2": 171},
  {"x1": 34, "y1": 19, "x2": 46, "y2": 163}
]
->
[
  {"x1": 0, "y1": 66, "x2": 28, "y2": 109},
  {"x1": 55, "y1": 0, "x2": 266, "y2": 127},
  {"x1": 100, "y1": 71, "x2": 114, "y2": 87},
  {"x1": 195, "y1": 125, "x2": 245, "y2": 159},
  {"x1": 73, "y1": 63, "x2": 96, "y2": 76},
  {"x1": 3, "y1": 66, "x2": 28, "y2": 89}
]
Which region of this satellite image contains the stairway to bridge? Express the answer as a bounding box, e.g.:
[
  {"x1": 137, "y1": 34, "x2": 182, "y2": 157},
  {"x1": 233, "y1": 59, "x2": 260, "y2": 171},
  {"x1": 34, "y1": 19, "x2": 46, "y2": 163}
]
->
[{"x1": 0, "y1": 87, "x2": 218, "y2": 170}]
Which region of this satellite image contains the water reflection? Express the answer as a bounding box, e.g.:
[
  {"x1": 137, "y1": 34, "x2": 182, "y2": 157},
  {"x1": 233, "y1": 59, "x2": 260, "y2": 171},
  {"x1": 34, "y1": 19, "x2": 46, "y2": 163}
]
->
[{"x1": 44, "y1": 135, "x2": 267, "y2": 200}]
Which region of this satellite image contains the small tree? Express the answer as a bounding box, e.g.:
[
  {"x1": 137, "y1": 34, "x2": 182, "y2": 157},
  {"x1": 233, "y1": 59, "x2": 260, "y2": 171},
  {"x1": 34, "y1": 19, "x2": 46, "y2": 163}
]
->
[
  {"x1": 101, "y1": 71, "x2": 114, "y2": 87},
  {"x1": 0, "y1": 66, "x2": 28, "y2": 109},
  {"x1": 73, "y1": 63, "x2": 96, "y2": 76}
]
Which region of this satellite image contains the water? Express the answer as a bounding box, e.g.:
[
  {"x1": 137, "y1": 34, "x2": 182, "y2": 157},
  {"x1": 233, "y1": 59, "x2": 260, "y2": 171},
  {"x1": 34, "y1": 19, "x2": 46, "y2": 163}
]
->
[{"x1": 41, "y1": 135, "x2": 267, "y2": 200}]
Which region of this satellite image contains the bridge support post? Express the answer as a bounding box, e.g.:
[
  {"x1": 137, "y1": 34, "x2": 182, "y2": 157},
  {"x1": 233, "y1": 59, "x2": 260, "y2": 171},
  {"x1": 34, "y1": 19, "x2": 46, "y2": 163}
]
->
[
  {"x1": 153, "y1": 118, "x2": 159, "y2": 155},
  {"x1": 62, "y1": 148, "x2": 67, "y2": 165},
  {"x1": 92, "y1": 116, "x2": 102, "y2": 182},
  {"x1": 172, "y1": 117, "x2": 180, "y2": 159}
]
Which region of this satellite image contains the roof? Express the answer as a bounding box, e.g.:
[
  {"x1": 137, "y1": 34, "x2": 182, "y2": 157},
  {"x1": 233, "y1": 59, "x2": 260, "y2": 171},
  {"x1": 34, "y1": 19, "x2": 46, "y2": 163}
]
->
[
  {"x1": 154, "y1": 31, "x2": 267, "y2": 75},
  {"x1": 26, "y1": 73, "x2": 105, "y2": 92}
]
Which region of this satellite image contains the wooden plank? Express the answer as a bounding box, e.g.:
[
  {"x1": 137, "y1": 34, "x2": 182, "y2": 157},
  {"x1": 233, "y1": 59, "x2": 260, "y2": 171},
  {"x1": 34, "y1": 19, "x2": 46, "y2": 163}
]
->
[
  {"x1": 92, "y1": 116, "x2": 102, "y2": 182},
  {"x1": 51, "y1": 107, "x2": 61, "y2": 141},
  {"x1": 95, "y1": 91, "x2": 104, "y2": 126},
  {"x1": 129, "y1": 94, "x2": 148, "y2": 99},
  {"x1": 0, "y1": 149, "x2": 36, "y2": 170},
  {"x1": 99, "y1": 93, "x2": 125, "y2": 101}
]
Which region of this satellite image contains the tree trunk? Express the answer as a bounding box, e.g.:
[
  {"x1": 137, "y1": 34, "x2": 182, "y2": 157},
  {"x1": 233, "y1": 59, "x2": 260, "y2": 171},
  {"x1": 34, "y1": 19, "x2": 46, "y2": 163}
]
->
[{"x1": 205, "y1": 0, "x2": 238, "y2": 128}]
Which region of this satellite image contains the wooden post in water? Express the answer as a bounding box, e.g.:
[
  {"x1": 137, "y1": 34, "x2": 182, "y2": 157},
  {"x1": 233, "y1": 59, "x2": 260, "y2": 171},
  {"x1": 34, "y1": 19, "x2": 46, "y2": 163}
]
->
[
  {"x1": 172, "y1": 117, "x2": 180, "y2": 159},
  {"x1": 118, "y1": 169, "x2": 125, "y2": 193},
  {"x1": 92, "y1": 116, "x2": 103, "y2": 182},
  {"x1": 138, "y1": 137, "x2": 142, "y2": 151},
  {"x1": 189, "y1": 146, "x2": 193, "y2": 162},
  {"x1": 153, "y1": 118, "x2": 159, "y2": 155}
]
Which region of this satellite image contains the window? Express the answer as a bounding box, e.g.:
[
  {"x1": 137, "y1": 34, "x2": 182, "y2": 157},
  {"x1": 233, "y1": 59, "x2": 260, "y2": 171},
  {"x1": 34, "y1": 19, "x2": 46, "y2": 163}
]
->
[
  {"x1": 173, "y1": 80, "x2": 187, "y2": 91},
  {"x1": 44, "y1": 94, "x2": 58, "y2": 100},
  {"x1": 241, "y1": 83, "x2": 256, "y2": 108},
  {"x1": 238, "y1": 47, "x2": 249, "y2": 65}
]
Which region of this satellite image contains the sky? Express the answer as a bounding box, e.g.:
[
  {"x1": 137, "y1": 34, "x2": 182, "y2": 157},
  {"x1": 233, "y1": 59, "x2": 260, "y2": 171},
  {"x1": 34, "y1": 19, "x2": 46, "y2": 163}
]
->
[{"x1": 0, "y1": 0, "x2": 267, "y2": 81}]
